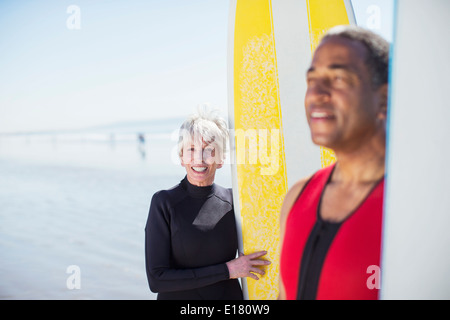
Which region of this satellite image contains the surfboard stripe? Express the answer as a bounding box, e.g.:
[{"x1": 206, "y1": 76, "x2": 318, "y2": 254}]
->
[
  {"x1": 231, "y1": 0, "x2": 287, "y2": 300},
  {"x1": 305, "y1": 0, "x2": 355, "y2": 167}
]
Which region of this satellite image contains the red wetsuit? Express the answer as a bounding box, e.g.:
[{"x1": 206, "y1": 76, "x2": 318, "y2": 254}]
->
[{"x1": 280, "y1": 164, "x2": 384, "y2": 300}]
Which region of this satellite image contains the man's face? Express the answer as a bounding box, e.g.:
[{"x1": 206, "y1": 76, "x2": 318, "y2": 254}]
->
[{"x1": 304, "y1": 36, "x2": 387, "y2": 152}]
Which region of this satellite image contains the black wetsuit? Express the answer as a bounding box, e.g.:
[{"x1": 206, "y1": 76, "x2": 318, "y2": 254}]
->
[{"x1": 145, "y1": 176, "x2": 243, "y2": 300}]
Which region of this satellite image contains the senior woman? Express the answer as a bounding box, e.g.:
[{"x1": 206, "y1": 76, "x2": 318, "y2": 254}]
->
[{"x1": 145, "y1": 108, "x2": 269, "y2": 300}]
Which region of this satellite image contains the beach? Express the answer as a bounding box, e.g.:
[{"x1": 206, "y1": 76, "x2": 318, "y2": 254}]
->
[{"x1": 0, "y1": 131, "x2": 232, "y2": 299}]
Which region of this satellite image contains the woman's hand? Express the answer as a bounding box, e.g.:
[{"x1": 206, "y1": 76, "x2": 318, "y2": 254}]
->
[{"x1": 226, "y1": 251, "x2": 271, "y2": 280}]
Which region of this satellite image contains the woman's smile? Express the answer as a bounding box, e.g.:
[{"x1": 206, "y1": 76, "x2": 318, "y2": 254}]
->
[{"x1": 191, "y1": 166, "x2": 207, "y2": 173}]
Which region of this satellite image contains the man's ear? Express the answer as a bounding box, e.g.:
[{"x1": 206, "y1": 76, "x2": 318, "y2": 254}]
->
[{"x1": 377, "y1": 83, "x2": 388, "y2": 120}]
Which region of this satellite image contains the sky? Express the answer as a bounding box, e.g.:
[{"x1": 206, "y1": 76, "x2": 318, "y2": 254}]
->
[{"x1": 0, "y1": 0, "x2": 393, "y2": 133}]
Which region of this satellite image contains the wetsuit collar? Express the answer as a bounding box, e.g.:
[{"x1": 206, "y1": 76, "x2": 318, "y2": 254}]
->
[{"x1": 181, "y1": 176, "x2": 215, "y2": 198}]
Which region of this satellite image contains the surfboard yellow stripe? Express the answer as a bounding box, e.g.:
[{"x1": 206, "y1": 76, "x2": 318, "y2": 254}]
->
[
  {"x1": 306, "y1": 0, "x2": 352, "y2": 167},
  {"x1": 233, "y1": 0, "x2": 287, "y2": 300}
]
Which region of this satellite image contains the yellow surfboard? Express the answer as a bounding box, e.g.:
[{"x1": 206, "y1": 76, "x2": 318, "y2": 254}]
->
[
  {"x1": 228, "y1": 0, "x2": 355, "y2": 300},
  {"x1": 306, "y1": 0, "x2": 355, "y2": 167}
]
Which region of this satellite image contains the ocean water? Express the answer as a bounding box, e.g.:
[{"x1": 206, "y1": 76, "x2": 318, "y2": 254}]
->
[{"x1": 0, "y1": 131, "x2": 232, "y2": 299}]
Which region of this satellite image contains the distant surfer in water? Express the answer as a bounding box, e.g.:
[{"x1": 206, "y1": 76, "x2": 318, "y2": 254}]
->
[
  {"x1": 137, "y1": 133, "x2": 146, "y2": 159},
  {"x1": 278, "y1": 26, "x2": 389, "y2": 300},
  {"x1": 145, "y1": 106, "x2": 269, "y2": 300}
]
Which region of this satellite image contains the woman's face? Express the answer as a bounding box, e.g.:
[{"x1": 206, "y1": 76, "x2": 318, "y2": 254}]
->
[{"x1": 180, "y1": 139, "x2": 223, "y2": 187}]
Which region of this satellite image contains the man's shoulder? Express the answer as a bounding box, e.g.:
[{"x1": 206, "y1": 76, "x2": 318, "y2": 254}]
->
[
  {"x1": 282, "y1": 164, "x2": 336, "y2": 214},
  {"x1": 284, "y1": 176, "x2": 312, "y2": 208}
]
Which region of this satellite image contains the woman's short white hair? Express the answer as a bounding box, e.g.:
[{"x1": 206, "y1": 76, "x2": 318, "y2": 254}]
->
[{"x1": 177, "y1": 105, "x2": 229, "y2": 161}]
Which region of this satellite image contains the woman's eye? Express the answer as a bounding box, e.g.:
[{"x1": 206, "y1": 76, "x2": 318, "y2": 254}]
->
[{"x1": 203, "y1": 148, "x2": 215, "y2": 158}]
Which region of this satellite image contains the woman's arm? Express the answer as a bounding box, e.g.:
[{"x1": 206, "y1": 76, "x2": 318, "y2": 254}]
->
[{"x1": 145, "y1": 191, "x2": 271, "y2": 293}]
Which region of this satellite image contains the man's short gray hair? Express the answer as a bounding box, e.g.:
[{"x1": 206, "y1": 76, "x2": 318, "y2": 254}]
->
[
  {"x1": 177, "y1": 105, "x2": 229, "y2": 161},
  {"x1": 320, "y1": 25, "x2": 390, "y2": 88}
]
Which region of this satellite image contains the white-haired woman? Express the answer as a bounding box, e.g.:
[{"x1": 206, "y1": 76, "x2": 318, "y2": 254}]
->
[{"x1": 145, "y1": 108, "x2": 270, "y2": 300}]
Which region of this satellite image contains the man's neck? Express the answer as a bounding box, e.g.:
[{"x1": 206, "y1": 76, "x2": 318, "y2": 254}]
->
[{"x1": 332, "y1": 137, "x2": 386, "y2": 184}]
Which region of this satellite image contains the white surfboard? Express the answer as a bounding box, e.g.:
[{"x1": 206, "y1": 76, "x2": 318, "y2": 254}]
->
[{"x1": 381, "y1": 0, "x2": 450, "y2": 299}]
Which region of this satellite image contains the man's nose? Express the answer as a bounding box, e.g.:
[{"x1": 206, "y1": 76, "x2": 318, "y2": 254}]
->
[{"x1": 306, "y1": 79, "x2": 331, "y2": 103}]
